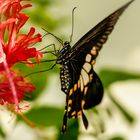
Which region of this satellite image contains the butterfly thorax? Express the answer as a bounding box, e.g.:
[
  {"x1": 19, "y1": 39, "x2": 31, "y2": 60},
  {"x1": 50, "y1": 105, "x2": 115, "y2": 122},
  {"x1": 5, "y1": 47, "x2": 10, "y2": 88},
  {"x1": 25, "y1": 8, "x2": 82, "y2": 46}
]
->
[{"x1": 56, "y1": 41, "x2": 71, "y2": 65}]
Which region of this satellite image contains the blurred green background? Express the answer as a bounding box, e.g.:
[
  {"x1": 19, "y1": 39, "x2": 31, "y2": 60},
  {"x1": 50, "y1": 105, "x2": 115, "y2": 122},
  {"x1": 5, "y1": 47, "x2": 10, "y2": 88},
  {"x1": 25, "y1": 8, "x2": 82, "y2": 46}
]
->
[{"x1": 0, "y1": 0, "x2": 140, "y2": 140}]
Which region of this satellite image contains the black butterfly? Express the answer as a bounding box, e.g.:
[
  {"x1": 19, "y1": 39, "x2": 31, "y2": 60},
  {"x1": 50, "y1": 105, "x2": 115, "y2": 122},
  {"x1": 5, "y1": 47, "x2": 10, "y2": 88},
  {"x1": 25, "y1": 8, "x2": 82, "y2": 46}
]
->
[
  {"x1": 26, "y1": 0, "x2": 134, "y2": 133},
  {"x1": 55, "y1": 0, "x2": 134, "y2": 133}
]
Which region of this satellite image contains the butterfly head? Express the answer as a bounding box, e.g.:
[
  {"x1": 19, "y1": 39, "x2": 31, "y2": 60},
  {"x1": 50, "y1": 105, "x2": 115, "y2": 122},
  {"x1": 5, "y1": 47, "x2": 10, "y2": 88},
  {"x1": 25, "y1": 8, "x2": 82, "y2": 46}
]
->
[
  {"x1": 64, "y1": 41, "x2": 70, "y2": 46},
  {"x1": 56, "y1": 41, "x2": 71, "y2": 64}
]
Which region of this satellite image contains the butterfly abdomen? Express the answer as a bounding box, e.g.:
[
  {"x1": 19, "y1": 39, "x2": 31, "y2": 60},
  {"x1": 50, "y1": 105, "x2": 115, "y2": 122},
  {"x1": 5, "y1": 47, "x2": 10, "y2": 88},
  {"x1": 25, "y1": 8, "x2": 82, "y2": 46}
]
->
[{"x1": 60, "y1": 64, "x2": 71, "y2": 94}]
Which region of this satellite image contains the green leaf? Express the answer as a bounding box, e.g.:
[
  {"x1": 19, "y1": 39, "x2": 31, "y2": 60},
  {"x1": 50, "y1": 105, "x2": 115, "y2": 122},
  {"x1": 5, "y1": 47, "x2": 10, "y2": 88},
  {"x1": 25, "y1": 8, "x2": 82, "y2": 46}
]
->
[
  {"x1": 57, "y1": 119, "x2": 79, "y2": 140},
  {"x1": 99, "y1": 68, "x2": 140, "y2": 88},
  {"x1": 21, "y1": 107, "x2": 64, "y2": 127}
]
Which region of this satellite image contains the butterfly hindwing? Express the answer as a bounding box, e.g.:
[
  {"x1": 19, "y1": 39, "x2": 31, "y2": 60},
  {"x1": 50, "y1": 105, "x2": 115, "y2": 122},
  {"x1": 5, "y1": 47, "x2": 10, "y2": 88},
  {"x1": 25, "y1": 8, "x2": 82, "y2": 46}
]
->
[
  {"x1": 62, "y1": 68, "x2": 103, "y2": 132},
  {"x1": 83, "y1": 71, "x2": 103, "y2": 109}
]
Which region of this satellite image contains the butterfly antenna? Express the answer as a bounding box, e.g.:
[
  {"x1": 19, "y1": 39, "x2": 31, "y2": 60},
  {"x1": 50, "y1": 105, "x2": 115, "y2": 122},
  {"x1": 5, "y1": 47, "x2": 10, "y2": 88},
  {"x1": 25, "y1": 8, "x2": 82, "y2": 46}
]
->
[{"x1": 69, "y1": 7, "x2": 77, "y2": 43}]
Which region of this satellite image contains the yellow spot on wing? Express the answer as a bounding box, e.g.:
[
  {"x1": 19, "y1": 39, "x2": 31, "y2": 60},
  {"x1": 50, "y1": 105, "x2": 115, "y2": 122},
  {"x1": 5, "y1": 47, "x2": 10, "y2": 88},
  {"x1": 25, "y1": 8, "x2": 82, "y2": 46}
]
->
[
  {"x1": 68, "y1": 106, "x2": 71, "y2": 112},
  {"x1": 102, "y1": 35, "x2": 107, "y2": 39},
  {"x1": 107, "y1": 27, "x2": 113, "y2": 31},
  {"x1": 91, "y1": 60, "x2": 96, "y2": 65},
  {"x1": 74, "y1": 84, "x2": 77, "y2": 91},
  {"x1": 91, "y1": 47, "x2": 97, "y2": 55},
  {"x1": 68, "y1": 100, "x2": 72, "y2": 105},
  {"x1": 84, "y1": 86, "x2": 88, "y2": 95},
  {"x1": 69, "y1": 88, "x2": 73, "y2": 96},
  {"x1": 71, "y1": 111, "x2": 76, "y2": 116},
  {"x1": 105, "y1": 31, "x2": 111, "y2": 35},
  {"x1": 78, "y1": 80, "x2": 81, "y2": 88},
  {"x1": 85, "y1": 54, "x2": 92, "y2": 62},
  {"x1": 82, "y1": 100, "x2": 85, "y2": 107},
  {"x1": 83, "y1": 62, "x2": 92, "y2": 73},
  {"x1": 77, "y1": 111, "x2": 82, "y2": 116},
  {"x1": 80, "y1": 75, "x2": 84, "y2": 92},
  {"x1": 97, "y1": 42, "x2": 102, "y2": 47},
  {"x1": 81, "y1": 69, "x2": 89, "y2": 86},
  {"x1": 100, "y1": 39, "x2": 105, "y2": 43}
]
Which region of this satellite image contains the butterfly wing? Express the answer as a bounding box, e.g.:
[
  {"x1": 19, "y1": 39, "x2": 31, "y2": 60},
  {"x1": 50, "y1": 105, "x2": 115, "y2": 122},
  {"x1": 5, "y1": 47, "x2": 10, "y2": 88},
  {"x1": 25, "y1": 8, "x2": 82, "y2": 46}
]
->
[
  {"x1": 62, "y1": 0, "x2": 134, "y2": 133},
  {"x1": 62, "y1": 67, "x2": 103, "y2": 133},
  {"x1": 71, "y1": 0, "x2": 134, "y2": 55}
]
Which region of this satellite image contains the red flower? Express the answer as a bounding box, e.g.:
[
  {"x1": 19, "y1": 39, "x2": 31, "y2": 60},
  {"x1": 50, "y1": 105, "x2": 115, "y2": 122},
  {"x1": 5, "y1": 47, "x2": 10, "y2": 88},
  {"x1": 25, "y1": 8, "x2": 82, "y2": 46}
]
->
[
  {"x1": 0, "y1": 0, "x2": 42, "y2": 70},
  {"x1": 0, "y1": 71, "x2": 36, "y2": 105},
  {"x1": 0, "y1": 0, "x2": 42, "y2": 110}
]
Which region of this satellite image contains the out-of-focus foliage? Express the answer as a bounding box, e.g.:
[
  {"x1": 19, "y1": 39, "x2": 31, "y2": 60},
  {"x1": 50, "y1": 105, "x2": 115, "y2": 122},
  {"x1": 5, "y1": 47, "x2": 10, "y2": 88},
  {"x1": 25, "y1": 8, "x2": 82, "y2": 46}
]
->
[
  {"x1": 26, "y1": 0, "x2": 67, "y2": 30},
  {"x1": 24, "y1": 107, "x2": 64, "y2": 127},
  {"x1": 99, "y1": 68, "x2": 140, "y2": 88},
  {"x1": 99, "y1": 68, "x2": 140, "y2": 124},
  {"x1": 0, "y1": 126, "x2": 5, "y2": 139}
]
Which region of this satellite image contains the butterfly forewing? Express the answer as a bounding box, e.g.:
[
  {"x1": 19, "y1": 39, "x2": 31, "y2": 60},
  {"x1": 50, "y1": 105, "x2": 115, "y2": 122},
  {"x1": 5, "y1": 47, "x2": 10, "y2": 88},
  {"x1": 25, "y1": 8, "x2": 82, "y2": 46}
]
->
[{"x1": 71, "y1": 0, "x2": 134, "y2": 55}]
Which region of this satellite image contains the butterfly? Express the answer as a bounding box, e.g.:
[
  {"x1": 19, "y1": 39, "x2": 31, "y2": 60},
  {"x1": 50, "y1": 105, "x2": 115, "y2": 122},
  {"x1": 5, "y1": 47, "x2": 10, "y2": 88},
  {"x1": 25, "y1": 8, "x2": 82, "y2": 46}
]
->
[
  {"x1": 54, "y1": 0, "x2": 134, "y2": 133},
  {"x1": 24, "y1": 0, "x2": 133, "y2": 133},
  {"x1": 54, "y1": 1, "x2": 135, "y2": 133}
]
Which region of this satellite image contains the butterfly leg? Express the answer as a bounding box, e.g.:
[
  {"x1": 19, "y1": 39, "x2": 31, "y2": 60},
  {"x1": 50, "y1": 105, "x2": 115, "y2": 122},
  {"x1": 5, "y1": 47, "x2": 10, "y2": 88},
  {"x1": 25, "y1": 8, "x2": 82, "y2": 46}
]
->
[
  {"x1": 39, "y1": 44, "x2": 58, "y2": 56},
  {"x1": 38, "y1": 44, "x2": 54, "y2": 51}
]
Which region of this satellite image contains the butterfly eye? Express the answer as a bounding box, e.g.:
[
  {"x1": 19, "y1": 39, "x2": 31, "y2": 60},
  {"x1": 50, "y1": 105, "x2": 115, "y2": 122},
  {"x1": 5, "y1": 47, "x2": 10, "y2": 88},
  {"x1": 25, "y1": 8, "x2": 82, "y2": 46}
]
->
[{"x1": 64, "y1": 41, "x2": 70, "y2": 46}]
